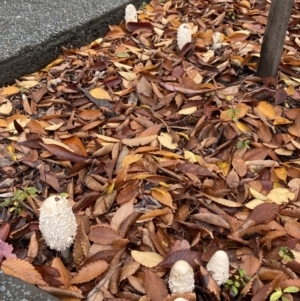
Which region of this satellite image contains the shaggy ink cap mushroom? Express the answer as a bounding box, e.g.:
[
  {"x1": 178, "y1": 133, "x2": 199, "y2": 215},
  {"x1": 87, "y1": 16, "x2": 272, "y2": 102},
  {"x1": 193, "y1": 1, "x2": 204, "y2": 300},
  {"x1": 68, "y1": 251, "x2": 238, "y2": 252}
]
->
[
  {"x1": 39, "y1": 195, "x2": 77, "y2": 252},
  {"x1": 177, "y1": 23, "x2": 192, "y2": 51},
  {"x1": 168, "y1": 260, "x2": 195, "y2": 294},
  {"x1": 206, "y1": 250, "x2": 230, "y2": 285},
  {"x1": 125, "y1": 4, "x2": 137, "y2": 24}
]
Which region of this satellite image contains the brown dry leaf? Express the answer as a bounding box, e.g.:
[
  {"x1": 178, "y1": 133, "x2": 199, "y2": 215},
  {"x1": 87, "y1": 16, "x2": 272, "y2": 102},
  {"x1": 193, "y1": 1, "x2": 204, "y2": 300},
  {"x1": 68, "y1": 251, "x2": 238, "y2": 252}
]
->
[
  {"x1": 226, "y1": 169, "x2": 240, "y2": 188},
  {"x1": 1, "y1": 258, "x2": 47, "y2": 285},
  {"x1": 256, "y1": 101, "x2": 276, "y2": 119},
  {"x1": 201, "y1": 193, "x2": 242, "y2": 207},
  {"x1": 51, "y1": 257, "x2": 72, "y2": 286},
  {"x1": 88, "y1": 225, "x2": 120, "y2": 245},
  {"x1": 193, "y1": 212, "x2": 230, "y2": 229},
  {"x1": 131, "y1": 250, "x2": 163, "y2": 267},
  {"x1": 284, "y1": 220, "x2": 300, "y2": 239},
  {"x1": 73, "y1": 224, "x2": 90, "y2": 268},
  {"x1": 0, "y1": 86, "x2": 20, "y2": 96},
  {"x1": 151, "y1": 187, "x2": 174, "y2": 209},
  {"x1": 119, "y1": 261, "x2": 140, "y2": 282},
  {"x1": 288, "y1": 124, "x2": 300, "y2": 137},
  {"x1": 247, "y1": 203, "x2": 279, "y2": 224},
  {"x1": 232, "y1": 158, "x2": 247, "y2": 177},
  {"x1": 116, "y1": 184, "x2": 139, "y2": 204},
  {"x1": 27, "y1": 232, "x2": 38, "y2": 260},
  {"x1": 122, "y1": 135, "x2": 157, "y2": 147},
  {"x1": 145, "y1": 270, "x2": 168, "y2": 301},
  {"x1": 110, "y1": 201, "x2": 134, "y2": 232},
  {"x1": 39, "y1": 285, "x2": 84, "y2": 300},
  {"x1": 70, "y1": 260, "x2": 108, "y2": 284},
  {"x1": 236, "y1": 247, "x2": 263, "y2": 276}
]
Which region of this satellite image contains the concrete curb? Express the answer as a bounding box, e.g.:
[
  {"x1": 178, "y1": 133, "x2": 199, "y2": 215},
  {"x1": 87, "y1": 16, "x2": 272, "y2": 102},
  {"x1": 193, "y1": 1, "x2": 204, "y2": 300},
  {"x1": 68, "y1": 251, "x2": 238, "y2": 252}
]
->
[
  {"x1": 0, "y1": 271, "x2": 59, "y2": 301},
  {"x1": 0, "y1": 0, "x2": 146, "y2": 85}
]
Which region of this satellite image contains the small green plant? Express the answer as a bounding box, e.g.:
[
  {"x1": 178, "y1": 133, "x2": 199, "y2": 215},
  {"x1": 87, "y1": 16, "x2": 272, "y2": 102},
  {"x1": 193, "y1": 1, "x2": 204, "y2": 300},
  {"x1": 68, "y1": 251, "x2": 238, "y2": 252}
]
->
[
  {"x1": 0, "y1": 187, "x2": 37, "y2": 215},
  {"x1": 236, "y1": 139, "x2": 250, "y2": 150},
  {"x1": 227, "y1": 107, "x2": 240, "y2": 121},
  {"x1": 139, "y1": 2, "x2": 147, "y2": 9},
  {"x1": 270, "y1": 286, "x2": 299, "y2": 301},
  {"x1": 224, "y1": 268, "x2": 251, "y2": 296},
  {"x1": 278, "y1": 247, "x2": 293, "y2": 264}
]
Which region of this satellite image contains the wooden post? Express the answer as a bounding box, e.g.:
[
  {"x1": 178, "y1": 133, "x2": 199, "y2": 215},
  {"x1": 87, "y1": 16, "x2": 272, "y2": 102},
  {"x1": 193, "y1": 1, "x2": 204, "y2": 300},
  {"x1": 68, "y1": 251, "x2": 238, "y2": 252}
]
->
[{"x1": 256, "y1": 0, "x2": 294, "y2": 78}]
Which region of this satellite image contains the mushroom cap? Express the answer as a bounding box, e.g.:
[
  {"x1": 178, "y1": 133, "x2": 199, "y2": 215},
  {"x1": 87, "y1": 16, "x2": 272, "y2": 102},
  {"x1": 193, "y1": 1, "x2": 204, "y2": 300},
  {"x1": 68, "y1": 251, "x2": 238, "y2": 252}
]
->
[
  {"x1": 125, "y1": 4, "x2": 137, "y2": 24},
  {"x1": 206, "y1": 250, "x2": 230, "y2": 285},
  {"x1": 39, "y1": 195, "x2": 77, "y2": 251},
  {"x1": 177, "y1": 23, "x2": 192, "y2": 51},
  {"x1": 168, "y1": 260, "x2": 195, "y2": 294}
]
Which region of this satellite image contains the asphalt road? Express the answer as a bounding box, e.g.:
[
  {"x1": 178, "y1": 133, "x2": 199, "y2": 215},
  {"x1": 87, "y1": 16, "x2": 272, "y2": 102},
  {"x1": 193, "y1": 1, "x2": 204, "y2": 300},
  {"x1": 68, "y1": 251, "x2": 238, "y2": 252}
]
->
[{"x1": 0, "y1": 0, "x2": 146, "y2": 85}]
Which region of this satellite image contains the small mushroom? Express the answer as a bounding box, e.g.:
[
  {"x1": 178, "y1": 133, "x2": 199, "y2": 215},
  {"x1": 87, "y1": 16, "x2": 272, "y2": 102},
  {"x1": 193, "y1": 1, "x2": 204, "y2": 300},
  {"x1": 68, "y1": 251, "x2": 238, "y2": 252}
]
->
[
  {"x1": 39, "y1": 195, "x2": 77, "y2": 253},
  {"x1": 125, "y1": 4, "x2": 137, "y2": 24},
  {"x1": 177, "y1": 23, "x2": 192, "y2": 51},
  {"x1": 168, "y1": 260, "x2": 195, "y2": 294},
  {"x1": 206, "y1": 250, "x2": 229, "y2": 285},
  {"x1": 212, "y1": 32, "x2": 222, "y2": 50}
]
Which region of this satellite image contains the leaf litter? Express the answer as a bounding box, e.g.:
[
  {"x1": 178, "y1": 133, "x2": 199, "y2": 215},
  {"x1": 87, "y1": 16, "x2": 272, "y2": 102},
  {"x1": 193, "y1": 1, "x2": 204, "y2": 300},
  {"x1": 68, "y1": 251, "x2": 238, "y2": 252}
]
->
[{"x1": 1, "y1": 0, "x2": 300, "y2": 300}]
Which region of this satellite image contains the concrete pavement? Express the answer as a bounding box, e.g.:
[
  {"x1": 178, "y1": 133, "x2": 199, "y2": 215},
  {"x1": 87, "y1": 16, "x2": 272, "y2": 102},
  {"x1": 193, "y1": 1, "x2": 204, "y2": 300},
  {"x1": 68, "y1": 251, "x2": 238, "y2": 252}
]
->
[{"x1": 0, "y1": 0, "x2": 146, "y2": 85}]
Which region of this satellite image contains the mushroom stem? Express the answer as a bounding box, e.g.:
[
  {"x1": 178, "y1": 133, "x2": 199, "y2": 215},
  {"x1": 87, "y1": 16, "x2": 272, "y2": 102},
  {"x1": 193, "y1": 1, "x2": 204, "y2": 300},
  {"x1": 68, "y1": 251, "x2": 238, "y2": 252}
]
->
[{"x1": 61, "y1": 247, "x2": 72, "y2": 263}]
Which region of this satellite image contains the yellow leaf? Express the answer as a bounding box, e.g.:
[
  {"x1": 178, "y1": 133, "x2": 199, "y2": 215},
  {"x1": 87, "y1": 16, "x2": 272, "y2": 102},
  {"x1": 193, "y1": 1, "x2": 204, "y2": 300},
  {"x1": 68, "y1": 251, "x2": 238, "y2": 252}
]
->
[
  {"x1": 42, "y1": 137, "x2": 74, "y2": 152},
  {"x1": 0, "y1": 86, "x2": 19, "y2": 96},
  {"x1": 177, "y1": 106, "x2": 197, "y2": 115},
  {"x1": 118, "y1": 71, "x2": 137, "y2": 81},
  {"x1": 122, "y1": 154, "x2": 143, "y2": 168},
  {"x1": 157, "y1": 133, "x2": 177, "y2": 150},
  {"x1": 7, "y1": 145, "x2": 17, "y2": 161},
  {"x1": 184, "y1": 150, "x2": 199, "y2": 163},
  {"x1": 131, "y1": 251, "x2": 163, "y2": 267},
  {"x1": 89, "y1": 87, "x2": 111, "y2": 100},
  {"x1": 217, "y1": 161, "x2": 230, "y2": 176},
  {"x1": 245, "y1": 199, "x2": 265, "y2": 209},
  {"x1": 257, "y1": 101, "x2": 276, "y2": 119},
  {"x1": 267, "y1": 188, "x2": 295, "y2": 205},
  {"x1": 273, "y1": 117, "x2": 292, "y2": 125},
  {"x1": 136, "y1": 208, "x2": 170, "y2": 223},
  {"x1": 17, "y1": 80, "x2": 40, "y2": 89},
  {"x1": 235, "y1": 121, "x2": 252, "y2": 135},
  {"x1": 248, "y1": 186, "x2": 268, "y2": 201},
  {"x1": 151, "y1": 187, "x2": 173, "y2": 209},
  {"x1": 0, "y1": 100, "x2": 13, "y2": 115},
  {"x1": 105, "y1": 181, "x2": 115, "y2": 194},
  {"x1": 41, "y1": 58, "x2": 64, "y2": 71},
  {"x1": 44, "y1": 122, "x2": 64, "y2": 131},
  {"x1": 274, "y1": 167, "x2": 287, "y2": 182}
]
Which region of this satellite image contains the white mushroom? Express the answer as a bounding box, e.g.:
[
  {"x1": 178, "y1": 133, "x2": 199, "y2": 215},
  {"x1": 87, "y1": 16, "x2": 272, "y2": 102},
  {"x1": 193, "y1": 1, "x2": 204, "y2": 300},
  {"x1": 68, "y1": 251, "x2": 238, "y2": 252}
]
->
[
  {"x1": 168, "y1": 260, "x2": 195, "y2": 294},
  {"x1": 206, "y1": 250, "x2": 229, "y2": 285},
  {"x1": 39, "y1": 195, "x2": 77, "y2": 252},
  {"x1": 125, "y1": 4, "x2": 137, "y2": 24},
  {"x1": 174, "y1": 298, "x2": 189, "y2": 301},
  {"x1": 177, "y1": 23, "x2": 192, "y2": 51},
  {"x1": 212, "y1": 32, "x2": 222, "y2": 50}
]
